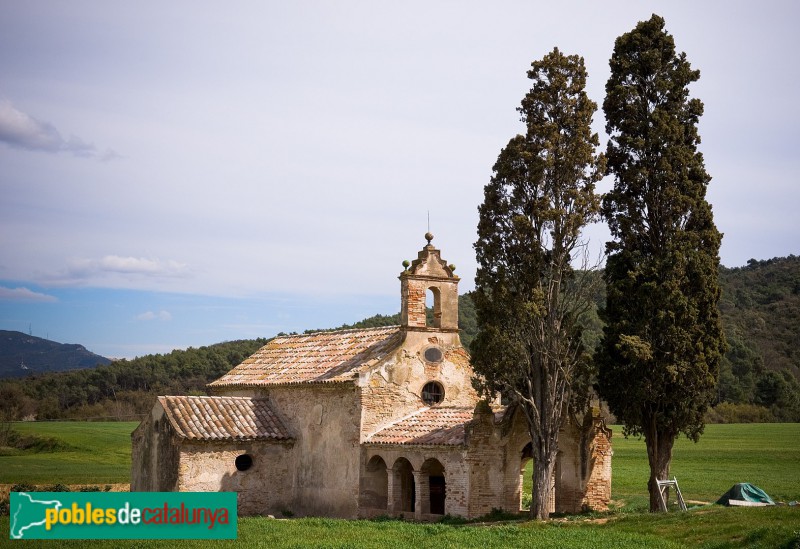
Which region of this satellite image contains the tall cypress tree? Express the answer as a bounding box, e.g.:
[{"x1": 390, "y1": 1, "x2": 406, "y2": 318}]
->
[
  {"x1": 597, "y1": 14, "x2": 726, "y2": 512},
  {"x1": 472, "y1": 48, "x2": 604, "y2": 520}
]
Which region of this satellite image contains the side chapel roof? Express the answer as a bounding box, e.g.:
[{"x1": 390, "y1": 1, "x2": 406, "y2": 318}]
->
[
  {"x1": 158, "y1": 395, "x2": 292, "y2": 442},
  {"x1": 365, "y1": 407, "x2": 475, "y2": 446},
  {"x1": 208, "y1": 326, "x2": 402, "y2": 388}
]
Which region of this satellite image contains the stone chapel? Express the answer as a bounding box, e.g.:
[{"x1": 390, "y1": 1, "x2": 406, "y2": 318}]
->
[{"x1": 131, "y1": 234, "x2": 612, "y2": 519}]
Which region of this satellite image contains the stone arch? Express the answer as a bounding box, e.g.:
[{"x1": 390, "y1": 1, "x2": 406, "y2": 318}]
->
[
  {"x1": 426, "y1": 286, "x2": 442, "y2": 328},
  {"x1": 361, "y1": 455, "x2": 388, "y2": 511},
  {"x1": 420, "y1": 458, "x2": 446, "y2": 515},
  {"x1": 391, "y1": 457, "x2": 416, "y2": 514}
]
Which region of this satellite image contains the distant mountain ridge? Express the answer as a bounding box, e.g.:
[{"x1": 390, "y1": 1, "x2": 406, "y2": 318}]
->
[{"x1": 0, "y1": 330, "x2": 111, "y2": 378}]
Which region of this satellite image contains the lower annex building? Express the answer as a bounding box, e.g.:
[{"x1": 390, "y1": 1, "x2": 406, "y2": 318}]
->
[{"x1": 131, "y1": 234, "x2": 612, "y2": 519}]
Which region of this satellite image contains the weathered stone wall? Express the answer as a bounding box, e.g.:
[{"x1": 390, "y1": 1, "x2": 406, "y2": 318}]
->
[
  {"x1": 263, "y1": 384, "x2": 362, "y2": 518},
  {"x1": 130, "y1": 404, "x2": 179, "y2": 492},
  {"x1": 177, "y1": 441, "x2": 294, "y2": 515}
]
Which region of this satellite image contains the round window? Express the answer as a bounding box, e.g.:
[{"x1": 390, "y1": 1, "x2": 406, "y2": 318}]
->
[
  {"x1": 423, "y1": 346, "x2": 443, "y2": 363},
  {"x1": 421, "y1": 381, "x2": 445, "y2": 405},
  {"x1": 235, "y1": 454, "x2": 253, "y2": 471}
]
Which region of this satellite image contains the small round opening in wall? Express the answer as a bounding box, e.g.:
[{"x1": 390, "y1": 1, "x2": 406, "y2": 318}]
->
[
  {"x1": 235, "y1": 454, "x2": 253, "y2": 471},
  {"x1": 424, "y1": 346, "x2": 443, "y2": 363},
  {"x1": 421, "y1": 381, "x2": 445, "y2": 405}
]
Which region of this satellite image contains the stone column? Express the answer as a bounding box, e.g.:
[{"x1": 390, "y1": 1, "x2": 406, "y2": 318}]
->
[
  {"x1": 387, "y1": 468, "x2": 401, "y2": 516},
  {"x1": 413, "y1": 470, "x2": 427, "y2": 519}
]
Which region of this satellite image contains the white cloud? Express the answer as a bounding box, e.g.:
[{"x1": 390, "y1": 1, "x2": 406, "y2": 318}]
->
[
  {"x1": 0, "y1": 285, "x2": 58, "y2": 302},
  {"x1": 35, "y1": 256, "x2": 191, "y2": 289},
  {"x1": 68, "y1": 255, "x2": 188, "y2": 278},
  {"x1": 0, "y1": 99, "x2": 118, "y2": 159},
  {"x1": 136, "y1": 310, "x2": 172, "y2": 321}
]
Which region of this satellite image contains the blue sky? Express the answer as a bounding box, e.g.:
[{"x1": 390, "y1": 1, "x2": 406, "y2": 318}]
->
[{"x1": 1, "y1": 2, "x2": 799, "y2": 359}]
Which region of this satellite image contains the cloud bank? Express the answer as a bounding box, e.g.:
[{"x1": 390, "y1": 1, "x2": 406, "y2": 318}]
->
[
  {"x1": 0, "y1": 99, "x2": 118, "y2": 160},
  {"x1": 39, "y1": 256, "x2": 190, "y2": 288},
  {"x1": 0, "y1": 286, "x2": 58, "y2": 302}
]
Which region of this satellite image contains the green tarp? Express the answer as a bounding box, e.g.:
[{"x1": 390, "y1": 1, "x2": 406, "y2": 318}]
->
[{"x1": 716, "y1": 483, "x2": 775, "y2": 506}]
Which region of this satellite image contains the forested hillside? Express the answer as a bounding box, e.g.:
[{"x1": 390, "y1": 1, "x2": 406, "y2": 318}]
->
[
  {"x1": 715, "y1": 256, "x2": 800, "y2": 420},
  {"x1": 1, "y1": 256, "x2": 797, "y2": 422}
]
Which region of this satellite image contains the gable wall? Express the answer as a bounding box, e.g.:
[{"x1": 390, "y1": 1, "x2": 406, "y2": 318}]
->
[
  {"x1": 130, "y1": 403, "x2": 180, "y2": 492},
  {"x1": 359, "y1": 331, "x2": 479, "y2": 439}
]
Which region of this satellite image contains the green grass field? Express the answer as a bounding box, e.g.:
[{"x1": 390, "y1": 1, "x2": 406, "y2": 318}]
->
[
  {"x1": 2, "y1": 421, "x2": 799, "y2": 547},
  {"x1": 0, "y1": 421, "x2": 136, "y2": 484},
  {"x1": 523, "y1": 423, "x2": 800, "y2": 511}
]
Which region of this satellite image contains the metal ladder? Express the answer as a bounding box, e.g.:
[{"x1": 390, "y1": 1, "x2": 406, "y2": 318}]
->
[{"x1": 656, "y1": 477, "x2": 687, "y2": 511}]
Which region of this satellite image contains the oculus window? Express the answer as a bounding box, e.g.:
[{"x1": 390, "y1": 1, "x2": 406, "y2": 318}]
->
[
  {"x1": 421, "y1": 381, "x2": 444, "y2": 405},
  {"x1": 423, "y1": 346, "x2": 444, "y2": 363}
]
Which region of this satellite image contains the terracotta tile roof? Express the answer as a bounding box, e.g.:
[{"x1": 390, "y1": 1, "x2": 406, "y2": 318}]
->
[
  {"x1": 159, "y1": 395, "x2": 292, "y2": 442},
  {"x1": 209, "y1": 326, "x2": 402, "y2": 387},
  {"x1": 366, "y1": 407, "x2": 475, "y2": 446}
]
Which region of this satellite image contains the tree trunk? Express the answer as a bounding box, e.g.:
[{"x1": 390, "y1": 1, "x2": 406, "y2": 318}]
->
[
  {"x1": 530, "y1": 435, "x2": 557, "y2": 520},
  {"x1": 644, "y1": 422, "x2": 675, "y2": 512}
]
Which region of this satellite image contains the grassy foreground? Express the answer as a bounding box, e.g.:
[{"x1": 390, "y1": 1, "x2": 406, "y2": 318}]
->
[
  {"x1": 2, "y1": 422, "x2": 799, "y2": 547},
  {"x1": 2, "y1": 507, "x2": 800, "y2": 548}
]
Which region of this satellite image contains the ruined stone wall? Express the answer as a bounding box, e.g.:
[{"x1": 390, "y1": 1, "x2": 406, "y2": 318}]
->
[
  {"x1": 554, "y1": 419, "x2": 584, "y2": 514},
  {"x1": 130, "y1": 404, "x2": 179, "y2": 492},
  {"x1": 553, "y1": 414, "x2": 613, "y2": 513},
  {"x1": 464, "y1": 403, "x2": 517, "y2": 517},
  {"x1": 581, "y1": 421, "x2": 612, "y2": 511},
  {"x1": 359, "y1": 333, "x2": 478, "y2": 439},
  {"x1": 177, "y1": 441, "x2": 294, "y2": 516}
]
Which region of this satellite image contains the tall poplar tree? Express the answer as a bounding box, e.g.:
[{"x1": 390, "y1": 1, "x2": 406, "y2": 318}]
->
[
  {"x1": 597, "y1": 15, "x2": 725, "y2": 512},
  {"x1": 472, "y1": 48, "x2": 604, "y2": 520}
]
